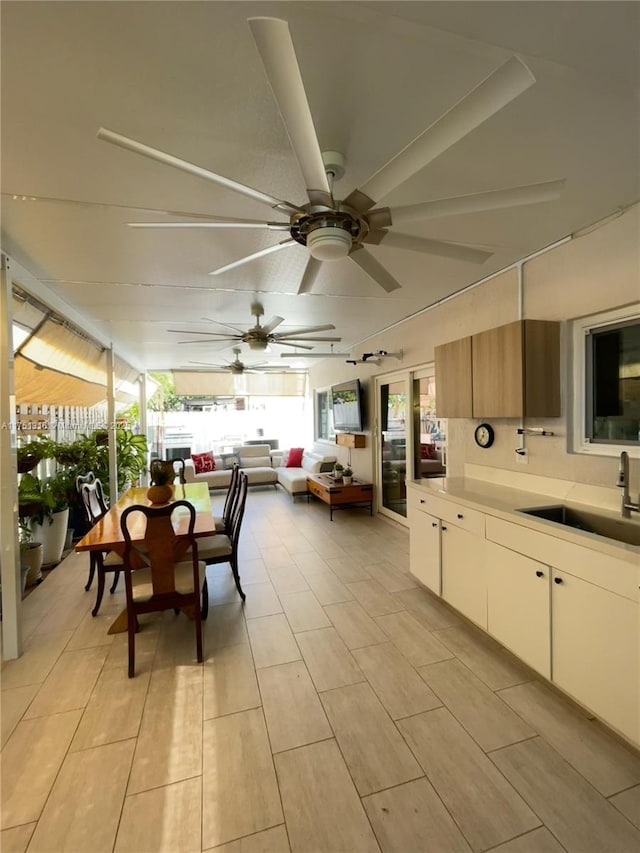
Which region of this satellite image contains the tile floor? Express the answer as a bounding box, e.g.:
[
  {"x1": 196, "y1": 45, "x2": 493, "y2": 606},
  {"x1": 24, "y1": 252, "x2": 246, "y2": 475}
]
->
[{"x1": 2, "y1": 488, "x2": 640, "y2": 853}]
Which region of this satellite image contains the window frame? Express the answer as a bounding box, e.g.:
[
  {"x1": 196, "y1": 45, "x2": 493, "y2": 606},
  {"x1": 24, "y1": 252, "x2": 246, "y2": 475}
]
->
[
  {"x1": 571, "y1": 304, "x2": 640, "y2": 458},
  {"x1": 314, "y1": 387, "x2": 335, "y2": 443}
]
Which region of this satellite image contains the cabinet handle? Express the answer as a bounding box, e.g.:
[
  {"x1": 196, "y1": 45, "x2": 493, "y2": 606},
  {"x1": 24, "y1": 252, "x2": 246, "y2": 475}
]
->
[
  {"x1": 554, "y1": 577, "x2": 563, "y2": 585},
  {"x1": 457, "y1": 513, "x2": 464, "y2": 519},
  {"x1": 432, "y1": 522, "x2": 438, "y2": 528},
  {"x1": 442, "y1": 525, "x2": 448, "y2": 531},
  {"x1": 420, "y1": 499, "x2": 426, "y2": 504},
  {"x1": 536, "y1": 570, "x2": 544, "y2": 578}
]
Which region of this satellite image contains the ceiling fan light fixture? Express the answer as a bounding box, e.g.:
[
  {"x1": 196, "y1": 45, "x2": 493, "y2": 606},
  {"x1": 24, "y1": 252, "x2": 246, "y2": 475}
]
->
[
  {"x1": 247, "y1": 339, "x2": 268, "y2": 351},
  {"x1": 307, "y1": 225, "x2": 352, "y2": 261}
]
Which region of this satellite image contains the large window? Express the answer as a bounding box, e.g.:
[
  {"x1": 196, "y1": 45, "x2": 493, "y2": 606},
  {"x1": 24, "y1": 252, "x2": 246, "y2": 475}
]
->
[{"x1": 572, "y1": 306, "x2": 640, "y2": 455}]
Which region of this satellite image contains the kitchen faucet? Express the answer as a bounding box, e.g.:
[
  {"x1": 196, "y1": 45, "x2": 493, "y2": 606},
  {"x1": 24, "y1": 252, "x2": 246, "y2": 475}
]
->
[{"x1": 617, "y1": 451, "x2": 640, "y2": 519}]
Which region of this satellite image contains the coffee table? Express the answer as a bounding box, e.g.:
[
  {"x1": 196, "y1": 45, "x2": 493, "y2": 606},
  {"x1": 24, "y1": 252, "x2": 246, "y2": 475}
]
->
[{"x1": 306, "y1": 473, "x2": 374, "y2": 521}]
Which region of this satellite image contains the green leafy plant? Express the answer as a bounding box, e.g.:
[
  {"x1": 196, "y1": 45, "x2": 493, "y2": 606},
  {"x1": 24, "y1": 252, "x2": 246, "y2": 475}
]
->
[{"x1": 342, "y1": 467, "x2": 353, "y2": 478}]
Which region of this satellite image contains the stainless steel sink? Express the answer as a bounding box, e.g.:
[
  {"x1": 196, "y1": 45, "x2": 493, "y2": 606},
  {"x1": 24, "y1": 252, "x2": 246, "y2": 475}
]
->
[{"x1": 518, "y1": 505, "x2": 640, "y2": 547}]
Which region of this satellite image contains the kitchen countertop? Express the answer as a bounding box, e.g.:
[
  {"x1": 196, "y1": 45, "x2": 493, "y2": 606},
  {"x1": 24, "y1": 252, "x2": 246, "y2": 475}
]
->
[{"x1": 408, "y1": 476, "x2": 640, "y2": 565}]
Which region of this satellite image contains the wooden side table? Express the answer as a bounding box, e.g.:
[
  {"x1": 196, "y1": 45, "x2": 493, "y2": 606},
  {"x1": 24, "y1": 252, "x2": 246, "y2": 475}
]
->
[{"x1": 306, "y1": 473, "x2": 374, "y2": 521}]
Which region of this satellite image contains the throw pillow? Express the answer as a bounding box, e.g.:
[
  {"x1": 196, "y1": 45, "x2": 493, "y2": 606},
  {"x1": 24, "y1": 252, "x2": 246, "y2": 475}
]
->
[
  {"x1": 192, "y1": 451, "x2": 216, "y2": 474},
  {"x1": 286, "y1": 447, "x2": 304, "y2": 468},
  {"x1": 420, "y1": 443, "x2": 437, "y2": 460}
]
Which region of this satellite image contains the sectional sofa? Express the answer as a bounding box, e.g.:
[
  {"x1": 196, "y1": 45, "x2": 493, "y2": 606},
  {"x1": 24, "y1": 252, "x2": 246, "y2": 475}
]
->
[{"x1": 182, "y1": 443, "x2": 336, "y2": 498}]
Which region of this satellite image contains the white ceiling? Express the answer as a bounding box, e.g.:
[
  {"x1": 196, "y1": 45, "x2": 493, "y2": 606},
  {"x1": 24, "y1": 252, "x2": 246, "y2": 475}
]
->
[{"x1": 2, "y1": 1, "x2": 638, "y2": 371}]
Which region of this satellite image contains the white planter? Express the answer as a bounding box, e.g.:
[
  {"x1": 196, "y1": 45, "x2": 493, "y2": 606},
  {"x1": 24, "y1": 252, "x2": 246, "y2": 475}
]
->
[
  {"x1": 32, "y1": 508, "x2": 70, "y2": 566},
  {"x1": 343, "y1": 476, "x2": 353, "y2": 485},
  {"x1": 21, "y1": 542, "x2": 43, "y2": 586}
]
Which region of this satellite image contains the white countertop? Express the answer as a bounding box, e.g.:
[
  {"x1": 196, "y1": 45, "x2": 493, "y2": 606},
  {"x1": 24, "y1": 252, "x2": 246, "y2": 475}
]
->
[{"x1": 408, "y1": 476, "x2": 640, "y2": 565}]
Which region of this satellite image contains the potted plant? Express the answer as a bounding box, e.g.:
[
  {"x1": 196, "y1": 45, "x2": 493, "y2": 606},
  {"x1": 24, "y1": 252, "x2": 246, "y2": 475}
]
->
[
  {"x1": 332, "y1": 462, "x2": 344, "y2": 480},
  {"x1": 342, "y1": 467, "x2": 353, "y2": 485},
  {"x1": 18, "y1": 519, "x2": 43, "y2": 587},
  {"x1": 18, "y1": 470, "x2": 70, "y2": 567},
  {"x1": 147, "y1": 459, "x2": 174, "y2": 504}
]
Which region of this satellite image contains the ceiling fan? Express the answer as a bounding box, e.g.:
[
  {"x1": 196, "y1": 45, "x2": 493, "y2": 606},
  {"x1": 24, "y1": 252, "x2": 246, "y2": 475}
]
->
[
  {"x1": 168, "y1": 301, "x2": 341, "y2": 351},
  {"x1": 188, "y1": 346, "x2": 293, "y2": 374},
  {"x1": 98, "y1": 17, "x2": 565, "y2": 294}
]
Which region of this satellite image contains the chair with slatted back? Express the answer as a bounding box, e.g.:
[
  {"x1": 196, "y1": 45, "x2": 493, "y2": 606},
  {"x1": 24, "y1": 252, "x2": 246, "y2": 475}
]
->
[
  {"x1": 198, "y1": 472, "x2": 248, "y2": 602},
  {"x1": 76, "y1": 471, "x2": 97, "y2": 588},
  {"x1": 120, "y1": 500, "x2": 208, "y2": 677},
  {"x1": 172, "y1": 457, "x2": 187, "y2": 485},
  {"x1": 80, "y1": 479, "x2": 126, "y2": 616},
  {"x1": 213, "y1": 462, "x2": 240, "y2": 534}
]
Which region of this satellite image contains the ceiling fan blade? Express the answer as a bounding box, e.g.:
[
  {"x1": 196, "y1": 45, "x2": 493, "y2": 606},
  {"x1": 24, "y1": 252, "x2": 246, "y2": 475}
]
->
[
  {"x1": 208, "y1": 239, "x2": 296, "y2": 275},
  {"x1": 261, "y1": 315, "x2": 285, "y2": 334},
  {"x1": 248, "y1": 17, "x2": 331, "y2": 200},
  {"x1": 390, "y1": 179, "x2": 566, "y2": 224},
  {"x1": 129, "y1": 220, "x2": 290, "y2": 230},
  {"x1": 176, "y1": 338, "x2": 237, "y2": 345},
  {"x1": 97, "y1": 127, "x2": 302, "y2": 216},
  {"x1": 358, "y1": 56, "x2": 535, "y2": 203},
  {"x1": 167, "y1": 328, "x2": 240, "y2": 338},
  {"x1": 201, "y1": 318, "x2": 247, "y2": 334},
  {"x1": 349, "y1": 247, "x2": 402, "y2": 293},
  {"x1": 273, "y1": 341, "x2": 315, "y2": 350},
  {"x1": 278, "y1": 336, "x2": 342, "y2": 343},
  {"x1": 298, "y1": 256, "x2": 323, "y2": 295},
  {"x1": 276, "y1": 323, "x2": 336, "y2": 337},
  {"x1": 376, "y1": 232, "x2": 493, "y2": 264},
  {"x1": 188, "y1": 361, "x2": 228, "y2": 369}
]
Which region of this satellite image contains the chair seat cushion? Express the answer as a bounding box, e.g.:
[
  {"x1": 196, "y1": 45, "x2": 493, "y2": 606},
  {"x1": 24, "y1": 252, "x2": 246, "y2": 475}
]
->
[
  {"x1": 103, "y1": 550, "x2": 124, "y2": 567},
  {"x1": 131, "y1": 560, "x2": 206, "y2": 602},
  {"x1": 195, "y1": 535, "x2": 232, "y2": 560}
]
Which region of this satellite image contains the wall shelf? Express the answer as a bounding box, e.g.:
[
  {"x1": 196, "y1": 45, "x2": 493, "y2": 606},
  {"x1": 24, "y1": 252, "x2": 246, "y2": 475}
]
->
[{"x1": 336, "y1": 433, "x2": 366, "y2": 448}]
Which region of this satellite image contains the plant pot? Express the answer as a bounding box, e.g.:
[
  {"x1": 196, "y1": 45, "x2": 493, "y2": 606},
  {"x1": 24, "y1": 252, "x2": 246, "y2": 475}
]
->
[
  {"x1": 147, "y1": 484, "x2": 173, "y2": 504},
  {"x1": 31, "y1": 507, "x2": 70, "y2": 566},
  {"x1": 343, "y1": 476, "x2": 353, "y2": 486},
  {"x1": 21, "y1": 541, "x2": 43, "y2": 586}
]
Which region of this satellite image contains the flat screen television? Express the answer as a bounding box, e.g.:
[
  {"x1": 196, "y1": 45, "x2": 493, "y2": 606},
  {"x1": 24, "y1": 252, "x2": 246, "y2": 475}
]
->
[{"x1": 331, "y1": 379, "x2": 364, "y2": 432}]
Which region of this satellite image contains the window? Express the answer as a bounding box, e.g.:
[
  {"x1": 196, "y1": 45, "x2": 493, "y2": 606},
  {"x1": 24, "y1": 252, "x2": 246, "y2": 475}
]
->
[
  {"x1": 572, "y1": 306, "x2": 640, "y2": 456},
  {"x1": 315, "y1": 389, "x2": 335, "y2": 441}
]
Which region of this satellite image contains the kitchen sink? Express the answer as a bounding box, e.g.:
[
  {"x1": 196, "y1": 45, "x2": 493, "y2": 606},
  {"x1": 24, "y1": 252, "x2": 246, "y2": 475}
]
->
[{"x1": 518, "y1": 505, "x2": 640, "y2": 547}]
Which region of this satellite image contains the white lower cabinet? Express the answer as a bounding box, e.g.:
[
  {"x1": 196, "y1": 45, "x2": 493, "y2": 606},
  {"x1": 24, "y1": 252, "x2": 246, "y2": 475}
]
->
[
  {"x1": 486, "y1": 542, "x2": 550, "y2": 677},
  {"x1": 408, "y1": 505, "x2": 441, "y2": 594},
  {"x1": 552, "y1": 569, "x2": 639, "y2": 745},
  {"x1": 441, "y1": 523, "x2": 487, "y2": 629}
]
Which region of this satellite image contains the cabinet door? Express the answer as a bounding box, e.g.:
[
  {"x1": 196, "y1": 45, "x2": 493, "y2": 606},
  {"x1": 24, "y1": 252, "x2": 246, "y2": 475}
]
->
[
  {"x1": 441, "y1": 524, "x2": 486, "y2": 628},
  {"x1": 486, "y1": 542, "x2": 550, "y2": 677},
  {"x1": 552, "y1": 570, "x2": 639, "y2": 745},
  {"x1": 434, "y1": 337, "x2": 473, "y2": 417},
  {"x1": 472, "y1": 322, "x2": 523, "y2": 417},
  {"x1": 408, "y1": 507, "x2": 441, "y2": 595}
]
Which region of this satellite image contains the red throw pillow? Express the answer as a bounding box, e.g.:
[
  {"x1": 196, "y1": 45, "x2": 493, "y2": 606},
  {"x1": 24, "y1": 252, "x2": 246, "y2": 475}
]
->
[
  {"x1": 420, "y1": 443, "x2": 437, "y2": 460},
  {"x1": 192, "y1": 451, "x2": 216, "y2": 474},
  {"x1": 285, "y1": 447, "x2": 304, "y2": 468}
]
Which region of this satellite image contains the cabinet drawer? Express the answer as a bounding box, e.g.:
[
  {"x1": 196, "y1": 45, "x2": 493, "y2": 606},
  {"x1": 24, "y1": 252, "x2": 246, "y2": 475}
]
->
[
  {"x1": 407, "y1": 489, "x2": 484, "y2": 537},
  {"x1": 486, "y1": 515, "x2": 639, "y2": 601}
]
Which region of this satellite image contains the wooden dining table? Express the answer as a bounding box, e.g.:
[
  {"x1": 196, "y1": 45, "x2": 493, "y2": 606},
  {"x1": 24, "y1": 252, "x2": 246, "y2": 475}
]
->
[{"x1": 75, "y1": 482, "x2": 215, "y2": 633}]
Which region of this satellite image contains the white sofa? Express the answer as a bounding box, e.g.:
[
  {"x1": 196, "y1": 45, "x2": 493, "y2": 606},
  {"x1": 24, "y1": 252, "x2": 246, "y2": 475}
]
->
[
  {"x1": 183, "y1": 444, "x2": 278, "y2": 490},
  {"x1": 273, "y1": 448, "x2": 337, "y2": 499}
]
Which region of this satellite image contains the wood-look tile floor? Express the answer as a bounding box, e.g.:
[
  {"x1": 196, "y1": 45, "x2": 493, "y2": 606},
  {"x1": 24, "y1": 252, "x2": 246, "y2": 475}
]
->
[{"x1": 2, "y1": 489, "x2": 640, "y2": 853}]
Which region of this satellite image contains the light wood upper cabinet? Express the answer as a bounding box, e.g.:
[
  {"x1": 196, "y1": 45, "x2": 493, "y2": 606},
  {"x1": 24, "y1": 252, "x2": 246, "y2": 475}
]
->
[
  {"x1": 434, "y1": 336, "x2": 473, "y2": 417},
  {"x1": 472, "y1": 320, "x2": 560, "y2": 418},
  {"x1": 435, "y1": 320, "x2": 560, "y2": 418}
]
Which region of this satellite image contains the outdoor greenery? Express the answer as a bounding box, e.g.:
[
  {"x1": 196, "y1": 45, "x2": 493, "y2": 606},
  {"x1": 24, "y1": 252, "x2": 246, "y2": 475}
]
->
[{"x1": 17, "y1": 427, "x2": 148, "y2": 525}]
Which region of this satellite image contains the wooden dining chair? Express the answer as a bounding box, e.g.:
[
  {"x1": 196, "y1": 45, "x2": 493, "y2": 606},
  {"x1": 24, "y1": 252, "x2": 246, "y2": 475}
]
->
[
  {"x1": 172, "y1": 457, "x2": 187, "y2": 485},
  {"x1": 198, "y1": 472, "x2": 248, "y2": 602},
  {"x1": 213, "y1": 462, "x2": 240, "y2": 534},
  {"x1": 80, "y1": 479, "x2": 126, "y2": 615},
  {"x1": 120, "y1": 500, "x2": 208, "y2": 677}
]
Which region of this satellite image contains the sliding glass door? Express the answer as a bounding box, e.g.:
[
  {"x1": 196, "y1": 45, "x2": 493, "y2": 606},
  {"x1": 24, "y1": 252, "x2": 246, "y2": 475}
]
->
[{"x1": 378, "y1": 376, "x2": 409, "y2": 519}]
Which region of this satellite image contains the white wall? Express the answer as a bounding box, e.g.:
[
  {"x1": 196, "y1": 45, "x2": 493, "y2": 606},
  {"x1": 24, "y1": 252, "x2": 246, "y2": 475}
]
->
[{"x1": 310, "y1": 204, "x2": 640, "y2": 489}]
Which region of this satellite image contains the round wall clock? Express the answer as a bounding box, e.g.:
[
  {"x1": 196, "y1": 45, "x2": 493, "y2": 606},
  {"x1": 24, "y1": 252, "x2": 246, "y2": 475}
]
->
[{"x1": 474, "y1": 423, "x2": 495, "y2": 448}]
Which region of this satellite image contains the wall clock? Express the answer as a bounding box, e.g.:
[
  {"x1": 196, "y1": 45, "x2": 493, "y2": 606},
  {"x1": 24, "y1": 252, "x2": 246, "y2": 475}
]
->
[{"x1": 474, "y1": 423, "x2": 495, "y2": 448}]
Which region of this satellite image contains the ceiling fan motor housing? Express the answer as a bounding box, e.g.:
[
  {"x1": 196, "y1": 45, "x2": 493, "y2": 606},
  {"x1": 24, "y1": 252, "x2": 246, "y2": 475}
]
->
[{"x1": 291, "y1": 206, "x2": 365, "y2": 260}]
